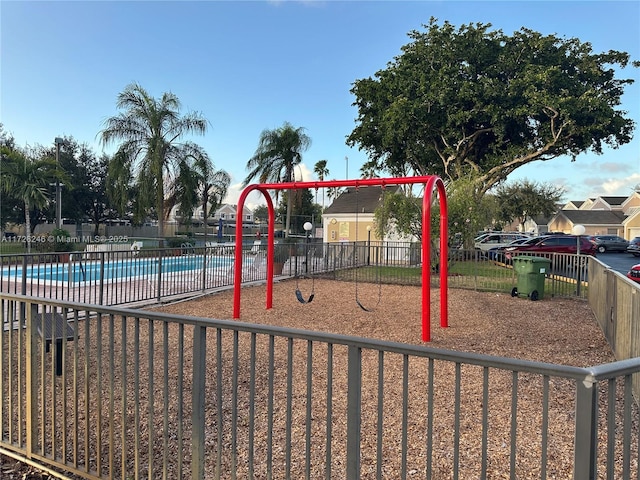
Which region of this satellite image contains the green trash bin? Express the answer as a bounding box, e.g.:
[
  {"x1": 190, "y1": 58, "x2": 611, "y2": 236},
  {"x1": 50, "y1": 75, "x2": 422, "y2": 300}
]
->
[{"x1": 511, "y1": 256, "x2": 551, "y2": 301}]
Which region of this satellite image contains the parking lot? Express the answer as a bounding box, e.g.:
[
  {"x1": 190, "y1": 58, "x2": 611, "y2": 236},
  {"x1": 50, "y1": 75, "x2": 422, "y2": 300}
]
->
[{"x1": 596, "y1": 251, "x2": 639, "y2": 275}]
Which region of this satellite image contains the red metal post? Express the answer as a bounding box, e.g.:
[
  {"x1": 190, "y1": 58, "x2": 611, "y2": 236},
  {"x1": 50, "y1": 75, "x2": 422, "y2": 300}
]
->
[
  {"x1": 421, "y1": 176, "x2": 449, "y2": 341},
  {"x1": 422, "y1": 186, "x2": 431, "y2": 342},
  {"x1": 435, "y1": 178, "x2": 449, "y2": 328},
  {"x1": 234, "y1": 186, "x2": 278, "y2": 318},
  {"x1": 233, "y1": 187, "x2": 250, "y2": 318},
  {"x1": 262, "y1": 190, "x2": 275, "y2": 309}
]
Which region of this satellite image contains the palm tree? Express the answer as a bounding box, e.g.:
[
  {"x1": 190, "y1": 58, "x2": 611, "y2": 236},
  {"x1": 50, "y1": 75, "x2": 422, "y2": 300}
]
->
[
  {"x1": 326, "y1": 180, "x2": 341, "y2": 206},
  {"x1": 313, "y1": 159, "x2": 329, "y2": 210},
  {"x1": 0, "y1": 146, "x2": 63, "y2": 253},
  {"x1": 100, "y1": 83, "x2": 209, "y2": 241},
  {"x1": 244, "y1": 122, "x2": 311, "y2": 238},
  {"x1": 166, "y1": 149, "x2": 230, "y2": 244},
  {"x1": 196, "y1": 165, "x2": 230, "y2": 245}
]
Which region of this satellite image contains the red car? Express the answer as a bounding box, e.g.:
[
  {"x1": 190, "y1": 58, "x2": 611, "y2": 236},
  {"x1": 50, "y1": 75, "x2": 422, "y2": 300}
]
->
[
  {"x1": 504, "y1": 235, "x2": 597, "y2": 259},
  {"x1": 628, "y1": 264, "x2": 640, "y2": 283}
]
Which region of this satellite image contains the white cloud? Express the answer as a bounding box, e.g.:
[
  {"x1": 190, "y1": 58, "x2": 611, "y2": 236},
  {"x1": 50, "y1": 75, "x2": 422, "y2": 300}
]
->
[
  {"x1": 223, "y1": 162, "x2": 319, "y2": 209},
  {"x1": 224, "y1": 182, "x2": 267, "y2": 211},
  {"x1": 597, "y1": 161, "x2": 633, "y2": 174},
  {"x1": 601, "y1": 172, "x2": 640, "y2": 195}
]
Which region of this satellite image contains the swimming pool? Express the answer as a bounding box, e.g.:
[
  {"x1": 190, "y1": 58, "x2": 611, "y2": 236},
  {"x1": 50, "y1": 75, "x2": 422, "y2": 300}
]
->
[{"x1": 2, "y1": 255, "x2": 234, "y2": 284}]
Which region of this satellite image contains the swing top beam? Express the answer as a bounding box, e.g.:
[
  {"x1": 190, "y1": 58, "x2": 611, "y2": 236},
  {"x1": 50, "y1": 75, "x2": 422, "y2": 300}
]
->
[
  {"x1": 232, "y1": 175, "x2": 449, "y2": 342},
  {"x1": 250, "y1": 175, "x2": 437, "y2": 191}
]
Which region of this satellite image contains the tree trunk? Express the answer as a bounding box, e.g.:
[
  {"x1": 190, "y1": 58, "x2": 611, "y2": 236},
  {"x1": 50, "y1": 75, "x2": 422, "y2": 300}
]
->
[
  {"x1": 24, "y1": 201, "x2": 32, "y2": 254},
  {"x1": 157, "y1": 193, "x2": 165, "y2": 248},
  {"x1": 285, "y1": 188, "x2": 293, "y2": 238},
  {"x1": 202, "y1": 194, "x2": 209, "y2": 245}
]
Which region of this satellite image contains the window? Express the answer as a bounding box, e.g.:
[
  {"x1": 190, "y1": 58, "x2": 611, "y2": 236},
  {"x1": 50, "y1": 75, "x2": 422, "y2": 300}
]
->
[{"x1": 540, "y1": 238, "x2": 560, "y2": 246}]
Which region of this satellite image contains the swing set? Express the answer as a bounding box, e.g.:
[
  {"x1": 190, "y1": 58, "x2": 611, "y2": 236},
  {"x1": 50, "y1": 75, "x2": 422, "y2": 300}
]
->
[{"x1": 232, "y1": 175, "x2": 449, "y2": 342}]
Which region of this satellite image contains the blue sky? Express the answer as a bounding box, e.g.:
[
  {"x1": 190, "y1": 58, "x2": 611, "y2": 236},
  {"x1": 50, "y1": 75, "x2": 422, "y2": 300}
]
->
[{"x1": 2, "y1": 0, "x2": 639, "y2": 209}]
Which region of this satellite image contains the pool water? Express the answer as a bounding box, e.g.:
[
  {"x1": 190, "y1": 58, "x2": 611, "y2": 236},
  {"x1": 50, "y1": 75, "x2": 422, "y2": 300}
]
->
[{"x1": 2, "y1": 255, "x2": 234, "y2": 283}]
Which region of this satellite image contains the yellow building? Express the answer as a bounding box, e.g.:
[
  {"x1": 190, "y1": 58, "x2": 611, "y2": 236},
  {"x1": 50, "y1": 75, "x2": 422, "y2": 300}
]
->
[{"x1": 321, "y1": 186, "x2": 404, "y2": 243}]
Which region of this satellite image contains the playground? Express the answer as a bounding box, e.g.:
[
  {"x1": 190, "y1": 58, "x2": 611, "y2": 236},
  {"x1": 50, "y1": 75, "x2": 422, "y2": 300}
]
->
[{"x1": 3, "y1": 174, "x2": 638, "y2": 477}]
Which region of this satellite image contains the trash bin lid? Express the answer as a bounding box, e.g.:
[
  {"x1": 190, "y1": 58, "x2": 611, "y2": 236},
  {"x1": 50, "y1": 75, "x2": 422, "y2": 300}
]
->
[{"x1": 513, "y1": 255, "x2": 551, "y2": 265}]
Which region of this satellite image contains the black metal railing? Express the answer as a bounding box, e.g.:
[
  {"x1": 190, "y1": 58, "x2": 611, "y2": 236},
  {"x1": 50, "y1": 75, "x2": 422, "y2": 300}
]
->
[{"x1": 0, "y1": 243, "x2": 593, "y2": 308}]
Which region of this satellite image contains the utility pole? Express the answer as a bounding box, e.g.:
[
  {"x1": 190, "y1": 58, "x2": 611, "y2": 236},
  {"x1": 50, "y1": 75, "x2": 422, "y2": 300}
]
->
[
  {"x1": 345, "y1": 156, "x2": 348, "y2": 179},
  {"x1": 54, "y1": 137, "x2": 64, "y2": 229}
]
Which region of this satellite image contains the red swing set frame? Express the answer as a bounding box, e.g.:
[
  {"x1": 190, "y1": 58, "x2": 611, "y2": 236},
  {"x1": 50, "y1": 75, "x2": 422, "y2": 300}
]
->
[{"x1": 232, "y1": 175, "x2": 449, "y2": 342}]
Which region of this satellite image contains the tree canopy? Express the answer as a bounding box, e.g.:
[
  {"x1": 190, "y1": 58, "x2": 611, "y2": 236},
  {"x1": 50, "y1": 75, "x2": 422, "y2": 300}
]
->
[
  {"x1": 494, "y1": 179, "x2": 565, "y2": 231},
  {"x1": 244, "y1": 122, "x2": 311, "y2": 237},
  {"x1": 347, "y1": 19, "x2": 637, "y2": 195},
  {"x1": 100, "y1": 83, "x2": 210, "y2": 238},
  {"x1": 313, "y1": 159, "x2": 329, "y2": 209},
  {"x1": 0, "y1": 145, "x2": 66, "y2": 252},
  {"x1": 275, "y1": 188, "x2": 321, "y2": 235},
  {"x1": 376, "y1": 177, "x2": 497, "y2": 248},
  {"x1": 165, "y1": 153, "x2": 230, "y2": 243}
]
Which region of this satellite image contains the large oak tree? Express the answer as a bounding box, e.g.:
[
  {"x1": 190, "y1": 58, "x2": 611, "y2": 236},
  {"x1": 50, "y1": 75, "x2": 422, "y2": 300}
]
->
[{"x1": 347, "y1": 19, "x2": 637, "y2": 196}]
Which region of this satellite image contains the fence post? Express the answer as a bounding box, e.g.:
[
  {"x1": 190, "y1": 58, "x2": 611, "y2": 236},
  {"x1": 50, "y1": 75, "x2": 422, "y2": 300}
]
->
[
  {"x1": 574, "y1": 374, "x2": 597, "y2": 479},
  {"x1": 192, "y1": 324, "x2": 207, "y2": 480},
  {"x1": 25, "y1": 301, "x2": 36, "y2": 457},
  {"x1": 21, "y1": 255, "x2": 28, "y2": 296},
  {"x1": 157, "y1": 249, "x2": 163, "y2": 303},
  {"x1": 201, "y1": 247, "x2": 207, "y2": 292},
  {"x1": 20, "y1": 255, "x2": 28, "y2": 321},
  {"x1": 346, "y1": 345, "x2": 362, "y2": 479},
  {"x1": 99, "y1": 252, "x2": 105, "y2": 305}
]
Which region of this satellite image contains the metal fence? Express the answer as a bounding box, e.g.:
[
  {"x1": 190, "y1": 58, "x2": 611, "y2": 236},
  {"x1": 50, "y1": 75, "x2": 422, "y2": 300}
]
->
[
  {"x1": 317, "y1": 243, "x2": 589, "y2": 300},
  {"x1": 1, "y1": 293, "x2": 639, "y2": 480},
  {"x1": 0, "y1": 245, "x2": 267, "y2": 307},
  {"x1": 0, "y1": 243, "x2": 590, "y2": 310}
]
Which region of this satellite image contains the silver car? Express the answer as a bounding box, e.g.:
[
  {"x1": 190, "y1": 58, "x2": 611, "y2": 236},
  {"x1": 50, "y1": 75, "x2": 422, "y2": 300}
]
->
[
  {"x1": 589, "y1": 235, "x2": 629, "y2": 253},
  {"x1": 628, "y1": 237, "x2": 640, "y2": 257}
]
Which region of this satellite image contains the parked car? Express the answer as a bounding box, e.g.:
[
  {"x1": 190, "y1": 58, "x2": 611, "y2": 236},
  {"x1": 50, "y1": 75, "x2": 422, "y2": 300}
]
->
[
  {"x1": 587, "y1": 235, "x2": 629, "y2": 253},
  {"x1": 474, "y1": 233, "x2": 531, "y2": 251},
  {"x1": 504, "y1": 235, "x2": 597, "y2": 260},
  {"x1": 487, "y1": 238, "x2": 531, "y2": 262},
  {"x1": 627, "y1": 237, "x2": 640, "y2": 257},
  {"x1": 627, "y1": 264, "x2": 640, "y2": 283}
]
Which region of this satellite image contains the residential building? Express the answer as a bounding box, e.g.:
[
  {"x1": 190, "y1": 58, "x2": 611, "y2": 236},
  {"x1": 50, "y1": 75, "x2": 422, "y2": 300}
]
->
[
  {"x1": 321, "y1": 186, "x2": 409, "y2": 243},
  {"x1": 549, "y1": 191, "x2": 640, "y2": 238},
  {"x1": 167, "y1": 203, "x2": 254, "y2": 226}
]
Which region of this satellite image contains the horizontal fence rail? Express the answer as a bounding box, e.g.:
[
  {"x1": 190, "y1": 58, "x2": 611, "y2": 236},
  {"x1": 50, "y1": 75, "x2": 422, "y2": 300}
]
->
[
  {"x1": 0, "y1": 243, "x2": 590, "y2": 309},
  {"x1": 1, "y1": 293, "x2": 639, "y2": 479}
]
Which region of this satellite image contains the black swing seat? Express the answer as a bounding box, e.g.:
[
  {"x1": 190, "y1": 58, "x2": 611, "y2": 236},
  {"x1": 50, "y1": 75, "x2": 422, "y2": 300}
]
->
[
  {"x1": 356, "y1": 299, "x2": 371, "y2": 312},
  {"x1": 295, "y1": 289, "x2": 314, "y2": 304}
]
